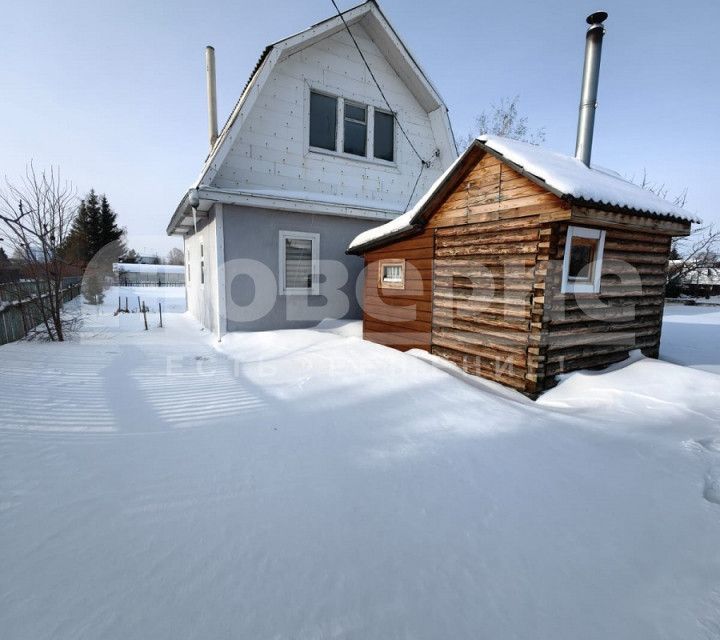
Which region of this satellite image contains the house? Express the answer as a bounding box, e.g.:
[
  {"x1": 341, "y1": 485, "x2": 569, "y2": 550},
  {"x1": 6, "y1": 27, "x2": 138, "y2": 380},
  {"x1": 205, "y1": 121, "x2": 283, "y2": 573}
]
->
[
  {"x1": 112, "y1": 263, "x2": 185, "y2": 287},
  {"x1": 347, "y1": 12, "x2": 699, "y2": 397},
  {"x1": 166, "y1": 1, "x2": 456, "y2": 335}
]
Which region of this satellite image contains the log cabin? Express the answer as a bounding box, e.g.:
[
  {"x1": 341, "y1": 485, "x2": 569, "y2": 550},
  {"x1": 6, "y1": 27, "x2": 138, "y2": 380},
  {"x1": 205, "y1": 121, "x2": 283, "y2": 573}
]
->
[
  {"x1": 347, "y1": 11, "x2": 700, "y2": 397},
  {"x1": 347, "y1": 135, "x2": 699, "y2": 396}
]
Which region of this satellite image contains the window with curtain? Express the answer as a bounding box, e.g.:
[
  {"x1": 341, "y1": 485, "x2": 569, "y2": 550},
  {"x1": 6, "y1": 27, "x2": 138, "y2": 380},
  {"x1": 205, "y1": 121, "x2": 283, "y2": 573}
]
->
[
  {"x1": 378, "y1": 259, "x2": 405, "y2": 289},
  {"x1": 280, "y1": 231, "x2": 319, "y2": 294},
  {"x1": 285, "y1": 238, "x2": 313, "y2": 289}
]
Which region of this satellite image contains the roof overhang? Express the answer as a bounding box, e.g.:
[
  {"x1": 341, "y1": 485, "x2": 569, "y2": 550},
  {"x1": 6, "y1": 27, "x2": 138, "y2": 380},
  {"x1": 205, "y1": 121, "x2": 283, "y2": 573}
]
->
[
  {"x1": 167, "y1": 185, "x2": 405, "y2": 236},
  {"x1": 348, "y1": 139, "x2": 698, "y2": 254}
]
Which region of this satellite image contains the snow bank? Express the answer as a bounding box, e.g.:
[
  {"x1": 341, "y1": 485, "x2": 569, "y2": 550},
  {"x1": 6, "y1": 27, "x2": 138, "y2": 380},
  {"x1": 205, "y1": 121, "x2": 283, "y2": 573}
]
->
[{"x1": 660, "y1": 305, "x2": 720, "y2": 374}]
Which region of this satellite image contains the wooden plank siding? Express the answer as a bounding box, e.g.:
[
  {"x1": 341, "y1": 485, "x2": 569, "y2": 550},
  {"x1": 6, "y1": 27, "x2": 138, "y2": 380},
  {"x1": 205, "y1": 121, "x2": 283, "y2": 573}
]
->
[{"x1": 362, "y1": 230, "x2": 434, "y2": 351}]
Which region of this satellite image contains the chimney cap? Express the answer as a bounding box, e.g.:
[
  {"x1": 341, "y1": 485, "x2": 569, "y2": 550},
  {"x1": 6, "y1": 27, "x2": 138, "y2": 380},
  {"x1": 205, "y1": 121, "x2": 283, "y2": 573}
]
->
[{"x1": 586, "y1": 11, "x2": 608, "y2": 25}]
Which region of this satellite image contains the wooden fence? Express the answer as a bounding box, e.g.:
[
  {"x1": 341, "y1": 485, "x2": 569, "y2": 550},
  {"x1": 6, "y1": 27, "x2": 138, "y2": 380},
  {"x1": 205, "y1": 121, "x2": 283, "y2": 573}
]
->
[{"x1": 0, "y1": 283, "x2": 81, "y2": 346}]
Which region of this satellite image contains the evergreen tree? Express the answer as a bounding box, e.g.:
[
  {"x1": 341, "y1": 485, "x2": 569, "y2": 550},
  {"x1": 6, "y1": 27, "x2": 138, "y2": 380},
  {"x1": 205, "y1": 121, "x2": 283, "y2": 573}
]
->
[
  {"x1": 98, "y1": 195, "x2": 125, "y2": 254},
  {"x1": 0, "y1": 246, "x2": 9, "y2": 266},
  {"x1": 82, "y1": 272, "x2": 105, "y2": 305},
  {"x1": 60, "y1": 190, "x2": 126, "y2": 267},
  {"x1": 119, "y1": 248, "x2": 140, "y2": 264},
  {"x1": 61, "y1": 198, "x2": 91, "y2": 265},
  {"x1": 85, "y1": 190, "x2": 101, "y2": 258}
]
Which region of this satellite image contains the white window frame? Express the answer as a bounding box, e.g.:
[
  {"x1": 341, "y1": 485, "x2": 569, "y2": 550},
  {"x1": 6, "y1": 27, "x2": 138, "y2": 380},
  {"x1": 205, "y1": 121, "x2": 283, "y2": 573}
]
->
[
  {"x1": 278, "y1": 230, "x2": 320, "y2": 296},
  {"x1": 561, "y1": 225, "x2": 606, "y2": 294},
  {"x1": 342, "y1": 100, "x2": 368, "y2": 157},
  {"x1": 305, "y1": 85, "x2": 397, "y2": 168}
]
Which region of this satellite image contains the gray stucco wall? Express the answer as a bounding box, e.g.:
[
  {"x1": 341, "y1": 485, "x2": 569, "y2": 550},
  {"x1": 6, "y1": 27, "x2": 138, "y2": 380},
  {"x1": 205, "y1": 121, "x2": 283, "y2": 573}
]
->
[{"x1": 222, "y1": 205, "x2": 379, "y2": 331}]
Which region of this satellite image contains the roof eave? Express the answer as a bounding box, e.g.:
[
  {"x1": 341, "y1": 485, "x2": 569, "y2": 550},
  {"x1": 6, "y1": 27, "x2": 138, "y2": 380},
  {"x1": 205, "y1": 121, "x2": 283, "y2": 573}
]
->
[
  {"x1": 346, "y1": 224, "x2": 423, "y2": 255},
  {"x1": 166, "y1": 192, "x2": 190, "y2": 236}
]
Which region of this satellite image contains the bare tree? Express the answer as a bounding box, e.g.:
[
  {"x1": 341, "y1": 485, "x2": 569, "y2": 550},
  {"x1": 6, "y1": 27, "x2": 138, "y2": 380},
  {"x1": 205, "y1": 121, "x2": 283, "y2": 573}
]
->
[
  {"x1": 0, "y1": 165, "x2": 77, "y2": 341},
  {"x1": 637, "y1": 170, "x2": 719, "y2": 296},
  {"x1": 457, "y1": 95, "x2": 546, "y2": 151},
  {"x1": 166, "y1": 247, "x2": 184, "y2": 265}
]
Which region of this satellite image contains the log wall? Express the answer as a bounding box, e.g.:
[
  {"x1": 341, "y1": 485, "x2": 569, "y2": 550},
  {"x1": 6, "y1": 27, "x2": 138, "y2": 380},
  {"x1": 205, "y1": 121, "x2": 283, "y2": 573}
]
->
[
  {"x1": 536, "y1": 215, "x2": 675, "y2": 390},
  {"x1": 360, "y1": 150, "x2": 689, "y2": 397},
  {"x1": 426, "y1": 154, "x2": 566, "y2": 394}
]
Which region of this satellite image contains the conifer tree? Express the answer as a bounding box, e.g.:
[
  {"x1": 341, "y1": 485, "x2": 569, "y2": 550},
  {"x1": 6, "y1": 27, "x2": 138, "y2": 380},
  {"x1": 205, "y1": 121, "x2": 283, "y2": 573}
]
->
[
  {"x1": 60, "y1": 190, "x2": 125, "y2": 266},
  {"x1": 98, "y1": 195, "x2": 125, "y2": 254},
  {"x1": 85, "y1": 190, "x2": 101, "y2": 258},
  {"x1": 119, "y1": 248, "x2": 140, "y2": 264}
]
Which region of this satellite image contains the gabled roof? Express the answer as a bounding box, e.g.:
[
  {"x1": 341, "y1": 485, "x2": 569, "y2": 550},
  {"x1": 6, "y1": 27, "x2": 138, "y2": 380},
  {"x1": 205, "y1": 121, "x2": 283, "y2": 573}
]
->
[
  {"x1": 347, "y1": 135, "x2": 701, "y2": 254},
  {"x1": 167, "y1": 0, "x2": 456, "y2": 235}
]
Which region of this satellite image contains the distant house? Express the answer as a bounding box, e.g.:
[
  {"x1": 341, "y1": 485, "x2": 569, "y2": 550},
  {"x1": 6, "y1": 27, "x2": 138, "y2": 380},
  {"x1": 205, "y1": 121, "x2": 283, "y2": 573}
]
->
[
  {"x1": 348, "y1": 137, "x2": 698, "y2": 396},
  {"x1": 112, "y1": 263, "x2": 185, "y2": 287},
  {"x1": 166, "y1": 1, "x2": 456, "y2": 335},
  {"x1": 678, "y1": 263, "x2": 720, "y2": 297}
]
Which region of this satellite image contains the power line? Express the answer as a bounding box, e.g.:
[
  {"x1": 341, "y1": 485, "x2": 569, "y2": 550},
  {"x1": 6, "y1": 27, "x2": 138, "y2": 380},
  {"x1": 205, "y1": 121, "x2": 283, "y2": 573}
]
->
[{"x1": 329, "y1": 0, "x2": 431, "y2": 171}]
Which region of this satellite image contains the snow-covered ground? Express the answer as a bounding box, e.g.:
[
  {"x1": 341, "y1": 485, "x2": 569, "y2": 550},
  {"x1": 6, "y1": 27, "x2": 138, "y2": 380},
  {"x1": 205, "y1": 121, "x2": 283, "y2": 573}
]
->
[
  {"x1": 1, "y1": 288, "x2": 719, "y2": 639},
  {"x1": 661, "y1": 303, "x2": 720, "y2": 374}
]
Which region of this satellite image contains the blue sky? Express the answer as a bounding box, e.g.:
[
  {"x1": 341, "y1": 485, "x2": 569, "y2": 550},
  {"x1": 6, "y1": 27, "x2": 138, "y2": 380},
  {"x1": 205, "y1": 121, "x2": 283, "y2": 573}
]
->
[{"x1": 1, "y1": 0, "x2": 716, "y2": 254}]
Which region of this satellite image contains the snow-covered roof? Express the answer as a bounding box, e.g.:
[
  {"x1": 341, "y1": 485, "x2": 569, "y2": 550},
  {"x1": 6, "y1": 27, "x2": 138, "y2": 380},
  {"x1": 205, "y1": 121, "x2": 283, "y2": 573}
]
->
[
  {"x1": 112, "y1": 263, "x2": 185, "y2": 274},
  {"x1": 348, "y1": 135, "x2": 700, "y2": 253}
]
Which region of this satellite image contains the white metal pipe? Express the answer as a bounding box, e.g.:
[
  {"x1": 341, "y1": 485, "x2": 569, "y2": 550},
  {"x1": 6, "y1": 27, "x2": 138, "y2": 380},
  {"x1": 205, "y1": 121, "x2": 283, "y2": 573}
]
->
[{"x1": 205, "y1": 46, "x2": 218, "y2": 149}]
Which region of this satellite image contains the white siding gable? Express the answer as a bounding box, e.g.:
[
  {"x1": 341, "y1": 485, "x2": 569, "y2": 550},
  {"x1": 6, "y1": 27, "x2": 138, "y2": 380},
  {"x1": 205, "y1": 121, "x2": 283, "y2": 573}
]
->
[{"x1": 211, "y1": 24, "x2": 450, "y2": 214}]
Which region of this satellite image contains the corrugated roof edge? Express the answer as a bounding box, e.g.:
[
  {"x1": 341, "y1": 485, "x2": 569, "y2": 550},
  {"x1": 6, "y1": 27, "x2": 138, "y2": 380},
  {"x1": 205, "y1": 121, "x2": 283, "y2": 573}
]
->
[{"x1": 347, "y1": 138, "x2": 700, "y2": 254}]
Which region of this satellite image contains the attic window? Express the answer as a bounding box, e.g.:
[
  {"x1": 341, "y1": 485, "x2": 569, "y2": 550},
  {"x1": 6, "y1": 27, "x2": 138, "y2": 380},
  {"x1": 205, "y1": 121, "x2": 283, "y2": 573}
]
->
[
  {"x1": 378, "y1": 259, "x2": 405, "y2": 290},
  {"x1": 374, "y1": 110, "x2": 394, "y2": 162},
  {"x1": 308, "y1": 89, "x2": 395, "y2": 163},
  {"x1": 344, "y1": 102, "x2": 367, "y2": 156},
  {"x1": 561, "y1": 226, "x2": 606, "y2": 294},
  {"x1": 309, "y1": 91, "x2": 337, "y2": 151}
]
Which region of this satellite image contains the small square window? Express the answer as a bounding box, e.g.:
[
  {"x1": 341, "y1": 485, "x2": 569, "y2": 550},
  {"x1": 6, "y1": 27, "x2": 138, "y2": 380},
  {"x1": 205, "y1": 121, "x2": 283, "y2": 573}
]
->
[
  {"x1": 374, "y1": 110, "x2": 394, "y2": 162},
  {"x1": 561, "y1": 226, "x2": 605, "y2": 294},
  {"x1": 344, "y1": 102, "x2": 367, "y2": 156},
  {"x1": 378, "y1": 259, "x2": 405, "y2": 290},
  {"x1": 309, "y1": 92, "x2": 337, "y2": 151}
]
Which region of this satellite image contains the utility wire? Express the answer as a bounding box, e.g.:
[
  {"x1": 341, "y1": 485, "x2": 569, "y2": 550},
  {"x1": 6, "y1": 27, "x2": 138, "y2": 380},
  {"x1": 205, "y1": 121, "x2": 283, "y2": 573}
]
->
[{"x1": 329, "y1": 0, "x2": 432, "y2": 174}]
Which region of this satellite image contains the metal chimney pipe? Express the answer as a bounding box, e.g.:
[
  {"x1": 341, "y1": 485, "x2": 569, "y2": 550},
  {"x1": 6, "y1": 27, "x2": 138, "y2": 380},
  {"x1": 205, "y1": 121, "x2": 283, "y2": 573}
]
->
[
  {"x1": 575, "y1": 11, "x2": 608, "y2": 166},
  {"x1": 205, "y1": 46, "x2": 218, "y2": 148}
]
